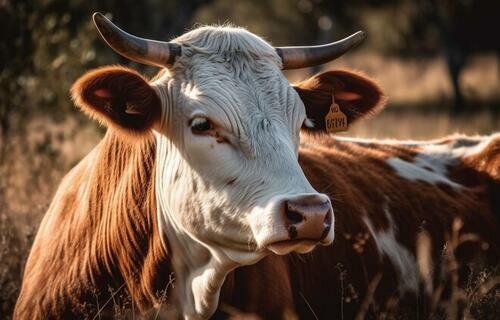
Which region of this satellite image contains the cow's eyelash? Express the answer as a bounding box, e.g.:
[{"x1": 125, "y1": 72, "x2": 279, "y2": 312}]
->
[{"x1": 190, "y1": 117, "x2": 214, "y2": 134}]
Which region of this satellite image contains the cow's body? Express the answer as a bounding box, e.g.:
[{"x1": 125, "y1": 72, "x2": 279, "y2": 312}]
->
[
  {"x1": 15, "y1": 131, "x2": 499, "y2": 319},
  {"x1": 247, "y1": 133, "x2": 499, "y2": 319}
]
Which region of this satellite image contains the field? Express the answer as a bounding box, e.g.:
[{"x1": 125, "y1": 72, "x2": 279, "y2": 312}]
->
[{"x1": 1, "y1": 52, "x2": 499, "y2": 319}]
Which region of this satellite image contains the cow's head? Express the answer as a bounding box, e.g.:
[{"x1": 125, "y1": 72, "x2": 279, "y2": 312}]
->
[{"x1": 71, "y1": 13, "x2": 385, "y2": 318}]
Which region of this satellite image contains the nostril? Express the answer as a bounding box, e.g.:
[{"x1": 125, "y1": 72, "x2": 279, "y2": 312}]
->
[
  {"x1": 285, "y1": 202, "x2": 304, "y2": 224},
  {"x1": 288, "y1": 225, "x2": 298, "y2": 239}
]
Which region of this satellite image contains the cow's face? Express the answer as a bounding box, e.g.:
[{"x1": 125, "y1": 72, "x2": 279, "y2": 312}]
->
[
  {"x1": 151, "y1": 27, "x2": 341, "y2": 261},
  {"x1": 72, "y1": 26, "x2": 384, "y2": 264}
]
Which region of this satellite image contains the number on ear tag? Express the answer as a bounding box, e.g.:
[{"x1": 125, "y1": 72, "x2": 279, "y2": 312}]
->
[{"x1": 325, "y1": 96, "x2": 348, "y2": 133}]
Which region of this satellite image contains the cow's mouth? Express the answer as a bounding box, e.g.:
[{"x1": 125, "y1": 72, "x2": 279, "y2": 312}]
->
[{"x1": 266, "y1": 239, "x2": 324, "y2": 255}]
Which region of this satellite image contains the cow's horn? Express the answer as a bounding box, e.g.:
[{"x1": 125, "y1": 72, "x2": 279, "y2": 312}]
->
[
  {"x1": 276, "y1": 31, "x2": 365, "y2": 70},
  {"x1": 92, "y1": 12, "x2": 181, "y2": 68}
]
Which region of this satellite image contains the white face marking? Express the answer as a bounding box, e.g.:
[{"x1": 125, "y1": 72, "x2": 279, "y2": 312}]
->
[
  {"x1": 363, "y1": 207, "x2": 419, "y2": 293},
  {"x1": 149, "y1": 26, "x2": 334, "y2": 318}
]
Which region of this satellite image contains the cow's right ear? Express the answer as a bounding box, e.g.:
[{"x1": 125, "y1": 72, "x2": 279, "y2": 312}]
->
[
  {"x1": 294, "y1": 70, "x2": 386, "y2": 134},
  {"x1": 71, "y1": 66, "x2": 161, "y2": 136}
]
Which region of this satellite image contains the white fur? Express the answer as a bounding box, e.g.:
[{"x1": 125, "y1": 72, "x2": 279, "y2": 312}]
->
[
  {"x1": 385, "y1": 157, "x2": 461, "y2": 189},
  {"x1": 384, "y1": 135, "x2": 493, "y2": 189},
  {"x1": 363, "y1": 207, "x2": 419, "y2": 293},
  {"x1": 150, "y1": 26, "x2": 334, "y2": 319},
  {"x1": 304, "y1": 118, "x2": 315, "y2": 128},
  {"x1": 337, "y1": 134, "x2": 487, "y2": 147}
]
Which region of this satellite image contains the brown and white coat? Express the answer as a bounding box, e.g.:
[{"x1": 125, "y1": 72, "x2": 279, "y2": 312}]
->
[{"x1": 14, "y1": 23, "x2": 499, "y2": 320}]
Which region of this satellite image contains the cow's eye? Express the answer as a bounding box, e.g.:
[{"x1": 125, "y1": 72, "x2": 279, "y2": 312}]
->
[{"x1": 190, "y1": 117, "x2": 213, "y2": 134}]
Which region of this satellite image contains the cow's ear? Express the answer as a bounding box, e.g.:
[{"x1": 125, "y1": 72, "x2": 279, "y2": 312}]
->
[
  {"x1": 71, "y1": 66, "x2": 161, "y2": 136},
  {"x1": 294, "y1": 70, "x2": 386, "y2": 134}
]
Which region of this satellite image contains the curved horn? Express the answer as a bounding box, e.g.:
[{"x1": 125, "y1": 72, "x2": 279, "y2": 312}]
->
[
  {"x1": 92, "y1": 12, "x2": 181, "y2": 68},
  {"x1": 276, "y1": 31, "x2": 365, "y2": 70}
]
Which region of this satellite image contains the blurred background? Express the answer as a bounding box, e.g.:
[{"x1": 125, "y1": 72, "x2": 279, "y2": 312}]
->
[{"x1": 0, "y1": 0, "x2": 499, "y2": 317}]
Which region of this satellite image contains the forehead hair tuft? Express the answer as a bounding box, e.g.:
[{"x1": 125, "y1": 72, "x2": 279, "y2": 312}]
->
[{"x1": 172, "y1": 25, "x2": 280, "y2": 62}]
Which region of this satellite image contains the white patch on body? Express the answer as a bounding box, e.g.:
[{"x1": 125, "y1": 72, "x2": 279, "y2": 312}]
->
[
  {"x1": 363, "y1": 207, "x2": 419, "y2": 293},
  {"x1": 382, "y1": 135, "x2": 493, "y2": 189},
  {"x1": 385, "y1": 157, "x2": 461, "y2": 189},
  {"x1": 337, "y1": 134, "x2": 488, "y2": 147}
]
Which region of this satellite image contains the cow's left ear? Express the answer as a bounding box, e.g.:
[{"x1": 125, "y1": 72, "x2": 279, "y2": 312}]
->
[
  {"x1": 71, "y1": 65, "x2": 161, "y2": 136},
  {"x1": 294, "y1": 70, "x2": 386, "y2": 134}
]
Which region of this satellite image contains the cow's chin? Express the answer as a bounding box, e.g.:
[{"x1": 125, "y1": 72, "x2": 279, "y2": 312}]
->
[
  {"x1": 267, "y1": 240, "x2": 318, "y2": 255},
  {"x1": 256, "y1": 224, "x2": 336, "y2": 256},
  {"x1": 265, "y1": 232, "x2": 334, "y2": 255}
]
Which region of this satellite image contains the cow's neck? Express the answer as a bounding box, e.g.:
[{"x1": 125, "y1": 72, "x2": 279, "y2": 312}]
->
[
  {"x1": 78, "y1": 132, "x2": 171, "y2": 313},
  {"x1": 159, "y1": 212, "x2": 238, "y2": 319},
  {"x1": 150, "y1": 83, "x2": 230, "y2": 319},
  {"x1": 154, "y1": 133, "x2": 243, "y2": 319},
  {"x1": 152, "y1": 79, "x2": 267, "y2": 319}
]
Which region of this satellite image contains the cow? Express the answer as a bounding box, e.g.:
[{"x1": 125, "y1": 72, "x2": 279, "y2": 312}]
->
[{"x1": 14, "y1": 13, "x2": 499, "y2": 320}]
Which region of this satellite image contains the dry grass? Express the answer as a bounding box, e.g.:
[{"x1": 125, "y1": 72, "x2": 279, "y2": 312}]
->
[{"x1": 0, "y1": 53, "x2": 498, "y2": 319}]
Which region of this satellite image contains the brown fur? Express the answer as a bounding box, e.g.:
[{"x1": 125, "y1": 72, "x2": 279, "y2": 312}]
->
[
  {"x1": 15, "y1": 67, "x2": 498, "y2": 319},
  {"x1": 294, "y1": 70, "x2": 387, "y2": 134},
  {"x1": 219, "y1": 135, "x2": 499, "y2": 319},
  {"x1": 14, "y1": 132, "x2": 170, "y2": 319},
  {"x1": 71, "y1": 66, "x2": 161, "y2": 137},
  {"x1": 15, "y1": 132, "x2": 499, "y2": 319}
]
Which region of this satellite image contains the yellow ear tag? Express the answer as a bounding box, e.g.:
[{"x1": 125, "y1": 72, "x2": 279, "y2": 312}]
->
[{"x1": 325, "y1": 96, "x2": 348, "y2": 133}]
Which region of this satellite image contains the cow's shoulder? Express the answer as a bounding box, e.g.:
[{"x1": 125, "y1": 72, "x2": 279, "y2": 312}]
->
[
  {"x1": 14, "y1": 146, "x2": 98, "y2": 318},
  {"x1": 15, "y1": 132, "x2": 167, "y2": 319}
]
